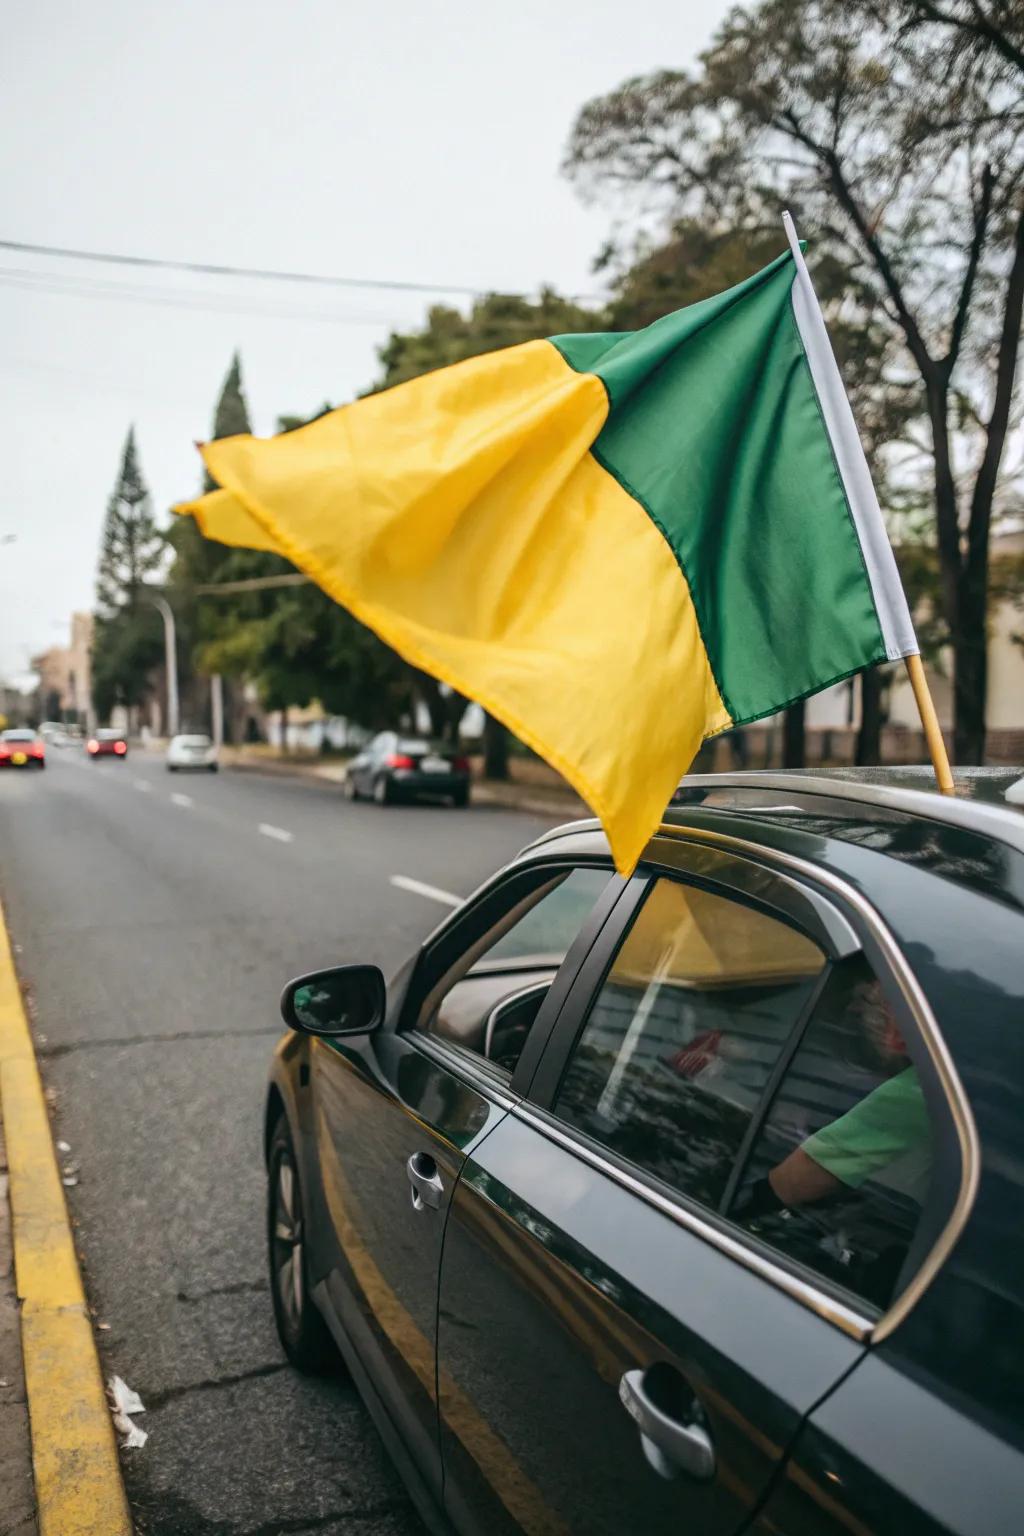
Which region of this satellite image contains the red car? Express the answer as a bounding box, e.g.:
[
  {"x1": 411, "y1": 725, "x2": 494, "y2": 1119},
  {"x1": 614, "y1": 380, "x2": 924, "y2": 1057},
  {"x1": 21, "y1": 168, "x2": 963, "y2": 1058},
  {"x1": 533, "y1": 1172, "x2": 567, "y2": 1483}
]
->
[
  {"x1": 0, "y1": 728, "x2": 45, "y2": 769},
  {"x1": 87, "y1": 729, "x2": 128, "y2": 760}
]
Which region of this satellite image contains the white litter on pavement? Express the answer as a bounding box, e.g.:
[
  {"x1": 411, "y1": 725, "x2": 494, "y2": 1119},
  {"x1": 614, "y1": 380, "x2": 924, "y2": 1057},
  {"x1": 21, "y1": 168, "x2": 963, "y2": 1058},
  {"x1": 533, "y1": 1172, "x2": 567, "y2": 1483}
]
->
[{"x1": 108, "y1": 1375, "x2": 148, "y2": 1449}]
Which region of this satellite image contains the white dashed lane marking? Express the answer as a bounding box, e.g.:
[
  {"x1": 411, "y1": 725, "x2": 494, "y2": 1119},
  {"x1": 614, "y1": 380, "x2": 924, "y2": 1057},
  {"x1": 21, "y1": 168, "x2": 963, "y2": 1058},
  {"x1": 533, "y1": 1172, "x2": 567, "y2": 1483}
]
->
[
  {"x1": 133, "y1": 780, "x2": 151, "y2": 793},
  {"x1": 258, "y1": 823, "x2": 293, "y2": 843},
  {"x1": 170, "y1": 792, "x2": 193, "y2": 808},
  {"x1": 389, "y1": 874, "x2": 461, "y2": 908}
]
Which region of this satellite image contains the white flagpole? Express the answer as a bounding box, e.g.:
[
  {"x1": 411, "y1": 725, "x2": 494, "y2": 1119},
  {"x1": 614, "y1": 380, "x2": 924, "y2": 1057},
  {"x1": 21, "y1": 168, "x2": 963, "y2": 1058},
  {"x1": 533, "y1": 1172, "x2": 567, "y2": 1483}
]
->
[{"x1": 782, "y1": 211, "x2": 954, "y2": 795}]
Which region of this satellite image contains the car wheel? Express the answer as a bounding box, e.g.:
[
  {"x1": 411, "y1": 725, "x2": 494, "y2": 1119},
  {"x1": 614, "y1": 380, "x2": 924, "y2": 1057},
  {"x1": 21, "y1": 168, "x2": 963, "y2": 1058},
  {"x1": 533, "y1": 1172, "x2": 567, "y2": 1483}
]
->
[
  {"x1": 267, "y1": 1116, "x2": 338, "y2": 1375},
  {"x1": 373, "y1": 775, "x2": 392, "y2": 806},
  {"x1": 208, "y1": 764, "x2": 218, "y2": 773},
  {"x1": 452, "y1": 785, "x2": 469, "y2": 808},
  {"x1": 344, "y1": 775, "x2": 359, "y2": 801},
  {"x1": 168, "y1": 764, "x2": 177, "y2": 772}
]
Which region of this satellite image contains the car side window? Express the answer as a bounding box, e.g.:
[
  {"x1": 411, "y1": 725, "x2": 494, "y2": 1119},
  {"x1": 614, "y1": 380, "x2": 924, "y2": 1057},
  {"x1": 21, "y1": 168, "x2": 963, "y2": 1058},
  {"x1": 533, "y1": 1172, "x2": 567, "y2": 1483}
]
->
[
  {"x1": 418, "y1": 867, "x2": 611, "y2": 1075},
  {"x1": 729, "y1": 957, "x2": 943, "y2": 1312},
  {"x1": 553, "y1": 878, "x2": 826, "y2": 1208}
]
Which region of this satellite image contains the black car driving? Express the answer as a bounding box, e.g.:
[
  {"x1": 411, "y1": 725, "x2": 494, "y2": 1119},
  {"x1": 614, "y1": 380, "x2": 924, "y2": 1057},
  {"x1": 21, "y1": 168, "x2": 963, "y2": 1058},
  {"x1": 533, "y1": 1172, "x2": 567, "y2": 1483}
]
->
[
  {"x1": 345, "y1": 731, "x2": 471, "y2": 807},
  {"x1": 264, "y1": 767, "x2": 1024, "y2": 1536}
]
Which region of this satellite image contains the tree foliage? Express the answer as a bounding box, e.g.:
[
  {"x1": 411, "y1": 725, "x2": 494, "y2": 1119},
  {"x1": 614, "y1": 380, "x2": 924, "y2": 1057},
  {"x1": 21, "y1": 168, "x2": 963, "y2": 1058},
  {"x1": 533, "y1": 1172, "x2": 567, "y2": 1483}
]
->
[
  {"x1": 565, "y1": 0, "x2": 1024, "y2": 760},
  {"x1": 91, "y1": 428, "x2": 165, "y2": 720},
  {"x1": 95, "y1": 427, "x2": 163, "y2": 616},
  {"x1": 375, "y1": 290, "x2": 599, "y2": 389}
]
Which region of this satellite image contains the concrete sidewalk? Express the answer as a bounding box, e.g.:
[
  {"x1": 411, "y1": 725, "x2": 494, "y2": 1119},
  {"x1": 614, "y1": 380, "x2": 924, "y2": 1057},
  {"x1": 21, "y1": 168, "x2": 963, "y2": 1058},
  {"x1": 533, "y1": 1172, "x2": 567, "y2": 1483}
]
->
[{"x1": 0, "y1": 1117, "x2": 36, "y2": 1536}]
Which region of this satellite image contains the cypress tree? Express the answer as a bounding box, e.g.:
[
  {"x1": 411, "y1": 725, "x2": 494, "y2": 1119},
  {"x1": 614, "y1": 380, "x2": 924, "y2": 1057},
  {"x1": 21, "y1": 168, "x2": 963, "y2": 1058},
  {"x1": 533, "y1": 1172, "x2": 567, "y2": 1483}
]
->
[
  {"x1": 92, "y1": 427, "x2": 164, "y2": 718},
  {"x1": 96, "y1": 426, "x2": 162, "y2": 614}
]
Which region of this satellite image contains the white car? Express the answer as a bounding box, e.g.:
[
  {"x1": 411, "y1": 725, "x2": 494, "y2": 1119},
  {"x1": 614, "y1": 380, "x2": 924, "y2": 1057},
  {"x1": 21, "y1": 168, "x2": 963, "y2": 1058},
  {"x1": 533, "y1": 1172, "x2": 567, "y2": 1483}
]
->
[{"x1": 166, "y1": 733, "x2": 219, "y2": 772}]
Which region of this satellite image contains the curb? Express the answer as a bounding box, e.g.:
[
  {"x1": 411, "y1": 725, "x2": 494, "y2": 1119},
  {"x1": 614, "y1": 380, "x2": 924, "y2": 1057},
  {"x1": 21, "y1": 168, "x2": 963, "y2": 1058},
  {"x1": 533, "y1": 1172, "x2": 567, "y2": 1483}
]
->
[{"x1": 0, "y1": 903, "x2": 132, "y2": 1536}]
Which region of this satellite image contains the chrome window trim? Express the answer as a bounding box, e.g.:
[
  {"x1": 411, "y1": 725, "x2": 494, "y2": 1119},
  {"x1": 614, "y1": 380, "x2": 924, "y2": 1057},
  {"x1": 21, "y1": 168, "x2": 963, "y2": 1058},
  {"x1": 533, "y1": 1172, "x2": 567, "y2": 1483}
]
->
[
  {"x1": 636, "y1": 837, "x2": 860, "y2": 958},
  {"x1": 526, "y1": 824, "x2": 979, "y2": 1346},
  {"x1": 410, "y1": 1029, "x2": 518, "y2": 1111},
  {"x1": 511, "y1": 1101, "x2": 872, "y2": 1340}
]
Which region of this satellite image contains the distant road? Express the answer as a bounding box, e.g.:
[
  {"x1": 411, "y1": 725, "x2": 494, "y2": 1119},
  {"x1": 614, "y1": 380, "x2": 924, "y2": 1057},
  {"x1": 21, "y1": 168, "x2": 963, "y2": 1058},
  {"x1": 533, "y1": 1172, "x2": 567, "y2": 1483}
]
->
[{"x1": 0, "y1": 747, "x2": 557, "y2": 1536}]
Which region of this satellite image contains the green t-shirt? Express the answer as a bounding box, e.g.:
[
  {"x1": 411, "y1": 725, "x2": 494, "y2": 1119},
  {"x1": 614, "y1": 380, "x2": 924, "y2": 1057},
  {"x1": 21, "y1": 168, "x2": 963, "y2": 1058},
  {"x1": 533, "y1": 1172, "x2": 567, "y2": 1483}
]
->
[{"x1": 803, "y1": 1067, "x2": 930, "y2": 1196}]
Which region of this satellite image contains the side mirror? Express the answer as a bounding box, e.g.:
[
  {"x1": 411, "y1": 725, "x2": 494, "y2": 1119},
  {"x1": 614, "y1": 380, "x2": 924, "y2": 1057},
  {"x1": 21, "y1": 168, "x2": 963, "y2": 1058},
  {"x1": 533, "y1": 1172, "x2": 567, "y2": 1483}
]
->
[{"x1": 280, "y1": 964, "x2": 385, "y2": 1038}]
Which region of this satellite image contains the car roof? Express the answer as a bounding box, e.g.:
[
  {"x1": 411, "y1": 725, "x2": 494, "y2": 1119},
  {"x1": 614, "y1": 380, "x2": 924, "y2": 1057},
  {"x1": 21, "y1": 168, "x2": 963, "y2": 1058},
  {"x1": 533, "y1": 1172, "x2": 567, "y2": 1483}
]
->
[{"x1": 525, "y1": 766, "x2": 1024, "y2": 862}]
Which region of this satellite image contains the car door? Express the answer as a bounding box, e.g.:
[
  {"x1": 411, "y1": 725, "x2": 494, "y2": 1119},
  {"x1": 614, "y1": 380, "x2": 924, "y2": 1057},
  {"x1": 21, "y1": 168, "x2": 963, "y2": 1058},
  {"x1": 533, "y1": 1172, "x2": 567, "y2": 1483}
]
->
[
  {"x1": 435, "y1": 835, "x2": 964, "y2": 1536},
  {"x1": 307, "y1": 854, "x2": 623, "y2": 1508}
]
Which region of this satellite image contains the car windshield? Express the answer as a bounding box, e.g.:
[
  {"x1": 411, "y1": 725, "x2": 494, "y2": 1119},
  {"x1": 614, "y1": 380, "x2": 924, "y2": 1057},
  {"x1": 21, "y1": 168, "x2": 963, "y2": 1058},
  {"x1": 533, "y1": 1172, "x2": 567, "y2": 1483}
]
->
[
  {"x1": 397, "y1": 739, "x2": 442, "y2": 755},
  {"x1": 177, "y1": 736, "x2": 211, "y2": 747},
  {"x1": 1, "y1": 730, "x2": 35, "y2": 742}
]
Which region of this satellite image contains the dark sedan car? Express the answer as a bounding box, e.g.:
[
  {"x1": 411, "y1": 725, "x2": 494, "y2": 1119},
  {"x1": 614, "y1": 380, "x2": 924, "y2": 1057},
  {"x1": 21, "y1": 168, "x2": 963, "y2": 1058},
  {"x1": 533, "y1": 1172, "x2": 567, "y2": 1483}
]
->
[
  {"x1": 345, "y1": 731, "x2": 471, "y2": 806},
  {"x1": 264, "y1": 768, "x2": 1024, "y2": 1536}
]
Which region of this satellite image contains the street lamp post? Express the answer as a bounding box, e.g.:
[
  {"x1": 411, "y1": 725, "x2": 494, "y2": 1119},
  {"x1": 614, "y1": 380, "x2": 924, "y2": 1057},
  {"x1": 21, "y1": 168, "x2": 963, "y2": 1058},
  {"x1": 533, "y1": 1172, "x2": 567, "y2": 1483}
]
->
[
  {"x1": 143, "y1": 594, "x2": 179, "y2": 739},
  {"x1": 210, "y1": 672, "x2": 224, "y2": 748}
]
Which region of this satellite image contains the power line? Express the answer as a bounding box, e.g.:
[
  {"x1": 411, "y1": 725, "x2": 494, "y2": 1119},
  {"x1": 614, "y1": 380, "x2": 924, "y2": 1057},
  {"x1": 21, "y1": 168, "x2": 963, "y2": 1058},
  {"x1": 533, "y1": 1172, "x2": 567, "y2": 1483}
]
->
[
  {"x1": 0, "y1": 263, "x2": 610, "y2": 330},
  {"x1": 0, "y1": 235, "x2": 603, "y2": 303},
  {"x1": 0, "y1": 265, "x2": 406, "y2": 326}
]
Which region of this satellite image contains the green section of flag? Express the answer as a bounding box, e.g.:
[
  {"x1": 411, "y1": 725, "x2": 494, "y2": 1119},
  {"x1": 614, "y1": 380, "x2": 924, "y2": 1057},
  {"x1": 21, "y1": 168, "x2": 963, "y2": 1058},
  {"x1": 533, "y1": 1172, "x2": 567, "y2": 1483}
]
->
[{"x1": 552, "y1": 254, "x2": 886, "y2": 722}]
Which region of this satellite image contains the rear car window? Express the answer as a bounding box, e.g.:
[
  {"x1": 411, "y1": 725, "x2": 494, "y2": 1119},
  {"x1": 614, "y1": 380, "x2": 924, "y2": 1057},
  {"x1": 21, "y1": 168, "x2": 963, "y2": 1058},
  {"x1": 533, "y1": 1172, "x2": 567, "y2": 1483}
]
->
[
  {"x1": 554, "y1": 879, "x2": 825, "y2": 1208},
  {"x1": 730, "y1": 958, "x2": 943, "y2": 1311}
]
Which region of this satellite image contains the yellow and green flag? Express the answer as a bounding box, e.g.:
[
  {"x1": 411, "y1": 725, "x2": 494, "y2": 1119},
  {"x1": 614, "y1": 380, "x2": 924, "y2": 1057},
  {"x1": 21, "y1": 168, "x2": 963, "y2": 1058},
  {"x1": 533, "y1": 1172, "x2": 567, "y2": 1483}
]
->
[{"x1": 177, "y1": 234, "x2": 916, "y2": 874}]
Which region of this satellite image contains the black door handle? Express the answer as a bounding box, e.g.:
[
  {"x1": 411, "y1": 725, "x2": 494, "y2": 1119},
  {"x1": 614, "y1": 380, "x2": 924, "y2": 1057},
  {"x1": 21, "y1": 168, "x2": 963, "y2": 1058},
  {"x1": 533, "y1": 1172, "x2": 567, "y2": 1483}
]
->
[
  {"x1": 619, "y1": 1367, "x2": 715, "y2": 1481},
  {"x1": 407, "y1": 1152, "x2": 444, "y2": 1212}
]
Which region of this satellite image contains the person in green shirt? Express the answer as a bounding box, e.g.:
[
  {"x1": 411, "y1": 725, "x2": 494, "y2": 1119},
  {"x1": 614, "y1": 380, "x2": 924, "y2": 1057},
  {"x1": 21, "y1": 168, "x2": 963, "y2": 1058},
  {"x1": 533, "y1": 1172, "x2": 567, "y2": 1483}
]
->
[
  {"x1": 741, "y1": 980, "x2": 932, "y2": 1218},
  {"x1": 768, "y1": 1066, "x2": 930, "y2": 1207}
]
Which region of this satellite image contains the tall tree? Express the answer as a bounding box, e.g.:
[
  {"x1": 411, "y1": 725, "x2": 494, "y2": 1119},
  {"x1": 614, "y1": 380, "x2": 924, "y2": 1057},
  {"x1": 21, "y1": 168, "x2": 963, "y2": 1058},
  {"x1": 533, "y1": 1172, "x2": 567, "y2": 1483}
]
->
[
  {"x1": 92, "y1": 428, "x2": 165, "y2": 720},
  {"x1": 565, "y1": 0, "x2": 1024, "y2": 763},
  {"x1": 95, "y1": 427, "x2": 163, "y2": 616}
]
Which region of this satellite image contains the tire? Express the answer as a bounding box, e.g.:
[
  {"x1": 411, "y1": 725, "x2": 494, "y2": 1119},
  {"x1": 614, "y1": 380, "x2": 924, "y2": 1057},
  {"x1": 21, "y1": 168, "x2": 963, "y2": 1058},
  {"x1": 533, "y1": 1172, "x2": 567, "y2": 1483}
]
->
[
  {"x1": 344, "y1": 775, "x2": 359, "y2": 801},
  {"x1": 168, "y1": 765, "x2": 178, "y2": 772},
  {"x1": 452, "y1": 785, "x2": 470, "y2": 808},
  {"x1": 373, "y1": 775, "x2": 393, "y2": 806},
  {"x1": 267, "y1": 1116, "x2": 338, "y2": 1375},
  {"x1": 208, "y1": 764, "x2": 218, "y2": 773}
]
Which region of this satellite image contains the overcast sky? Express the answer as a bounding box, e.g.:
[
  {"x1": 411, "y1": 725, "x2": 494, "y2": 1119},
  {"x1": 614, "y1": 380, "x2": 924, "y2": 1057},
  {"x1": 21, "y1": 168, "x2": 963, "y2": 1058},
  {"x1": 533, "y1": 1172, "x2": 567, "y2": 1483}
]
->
[{"x1": 0, "y1": 0, "x2": 732, "y2": 684}]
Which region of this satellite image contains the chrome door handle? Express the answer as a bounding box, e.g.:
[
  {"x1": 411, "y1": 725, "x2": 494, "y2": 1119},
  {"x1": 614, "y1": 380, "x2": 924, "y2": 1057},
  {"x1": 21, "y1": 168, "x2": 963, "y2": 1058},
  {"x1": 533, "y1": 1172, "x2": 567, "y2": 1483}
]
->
[
  {"x1": 619, "y1": 1368, "x2": 715, "y2": 1482},
  {"x1": 406, "y1": 1152, "x2": 444, "y2": 1212}
]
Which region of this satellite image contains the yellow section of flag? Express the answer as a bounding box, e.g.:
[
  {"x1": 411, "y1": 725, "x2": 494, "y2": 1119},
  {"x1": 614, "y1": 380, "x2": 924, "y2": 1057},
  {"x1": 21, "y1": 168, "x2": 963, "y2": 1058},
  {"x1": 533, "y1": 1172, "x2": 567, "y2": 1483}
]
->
[{"x1": 178, "y1": 339, "x2": 728, "y2": 873}]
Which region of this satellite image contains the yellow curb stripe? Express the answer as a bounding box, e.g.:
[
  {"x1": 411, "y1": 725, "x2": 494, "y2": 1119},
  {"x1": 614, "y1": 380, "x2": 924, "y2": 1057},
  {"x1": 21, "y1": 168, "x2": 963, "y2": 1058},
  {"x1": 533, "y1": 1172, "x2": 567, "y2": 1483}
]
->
[{"x1": 0, "y1": 903, "x2": 132, "y2": 1536}]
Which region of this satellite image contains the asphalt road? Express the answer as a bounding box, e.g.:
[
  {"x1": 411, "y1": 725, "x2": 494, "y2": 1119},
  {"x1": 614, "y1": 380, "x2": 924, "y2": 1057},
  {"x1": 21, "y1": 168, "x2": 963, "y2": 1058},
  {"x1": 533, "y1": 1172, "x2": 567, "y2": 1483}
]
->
[{"x1": 0, "y1": 747, "x2": 559, "y2": 1536}]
